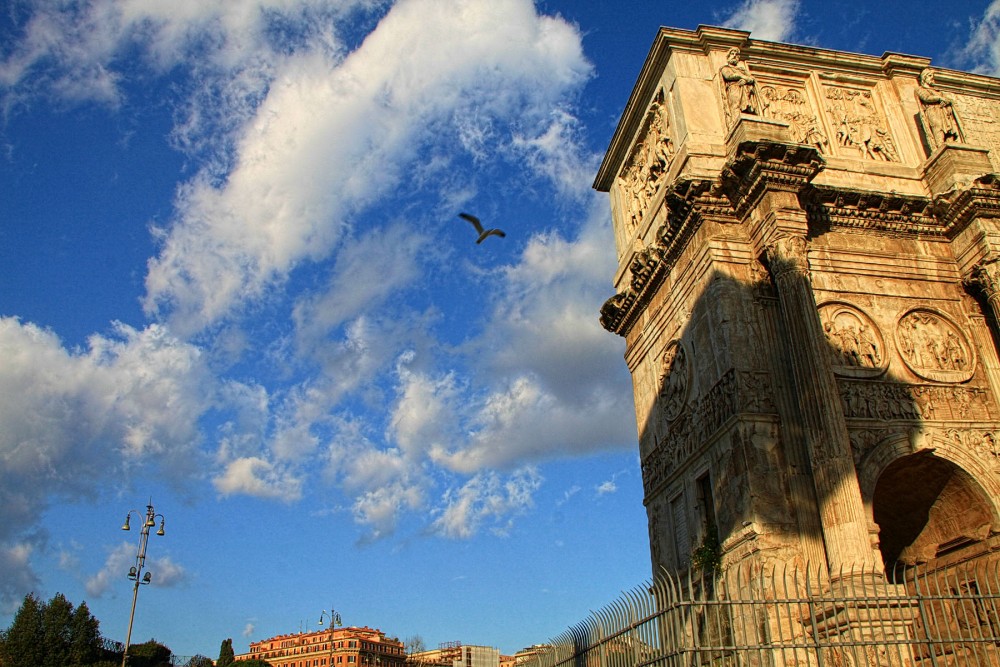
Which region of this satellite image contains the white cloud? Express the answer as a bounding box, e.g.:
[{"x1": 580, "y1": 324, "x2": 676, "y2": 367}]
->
[
  {"x1": 213, "y1": 456, "x2": 303, "y2": 502},
  {"x1": 85, "y1": 541, "x2": 188, "y2": 598},
  {"x1": 0, "y1": 0, "x2": 376, "y2": 111},
  {"x1": 427, "y1": 201, "x2": 634, "y2": 474},
  {"x1": 964, "y1": 1, "x2": 1000, "y2": 75},
  {"x1": 0, "y1": 0, "x2": 632, "y2": 554},
  {"x1": 723, "y1": 0, "x2": 800, "y2": 42},
  {"x1": 596, "y1": 480, "x2": 617, "y2": 495},
  {"x1": 0, "y1": 318, "x2": 210, "y2": 529},
  {"x1": 143, "y1": 0, "x2": 591, "y2": 335},
  {"x1": 429, "y1": 468, "x2": 542, "y2": 538},
  {"x1": 293, "y1": 222, "x2": 429, "y2": 349},
  {"x1": 0, "y1": 318, "x2": 210, "y2": 604},
  {"x1": 0, "y1": 543, "x2": 38, "y2": 613},
  {"x1": 388, "y1": 353, "x2": 462, "y2": 459}
]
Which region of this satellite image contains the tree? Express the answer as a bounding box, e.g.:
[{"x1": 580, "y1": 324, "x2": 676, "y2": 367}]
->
[
  {"x1": 217, "y1": 637, "x2": 236, "y2": 667},
  {"x1": 41, "y1": 592, "x2": 74, "y2": 667},
  {"x1": 404, "y1": 636, "x2": 426, "y2": 656},
  {"x1": 68, "y1": 601, "x2": 103, "y2": 666},
  {"x1": 238, "y1": 660, "x2": 273, "y2": 667},
  {"x1": 185, "y1": 655, "x2": 215, "y2": 667},
  {"x1": 0, "y1": 592, "x2": 106, "y2": 667},
  {"x1": 125, "y1": 639, "x2": 172, "y2": 667},
  {"x1": 0, "y1": 593, "x2": 44, "y2": 667}
]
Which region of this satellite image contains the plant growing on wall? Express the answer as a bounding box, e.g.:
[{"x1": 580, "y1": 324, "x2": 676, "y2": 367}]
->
[{"x1": 691, "y1": 529, "x2": 721, "y2": 574}]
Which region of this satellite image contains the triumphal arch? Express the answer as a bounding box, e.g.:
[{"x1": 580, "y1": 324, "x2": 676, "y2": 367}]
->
[{"x1": 595, "y1": 25, "x2": 1000, "y2": 583}]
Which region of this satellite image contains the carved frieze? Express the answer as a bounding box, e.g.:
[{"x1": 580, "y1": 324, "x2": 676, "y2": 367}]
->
[
  {"x1": 848, "y1": 427, "x2": 893, "y2": 466},
  {"x1": 759, "y1": 84, "x2": 828, "y2": 152},
  {"x1": 616, "y1": 88, "x2": 675, "y2": 230},
  {"x1": 895, "y1": 309, "x2": 977, "y2": 383},
  {"x1": 840, "y1": 380, "x2": 992, "y2": 422},
  {"x1": 644, "y1": 369, "x2": 777, "y2": 494},
  {"x1": 822, "y1": 86, "x2": 898, "y2": 162},
  {"x1": 839, "y1": 381, "x2": 922, "y2": 421},
  {"x1": 818, "y1": 303, "x2": 887, "y2": 378},
  {"x1": 945, "y1": 428, "x2": 1000, "y2": 470},
  {"x1": 658, "y1": 340, "x2": 690, "y2": 422},
  {"x1": 952, "y1": 95, "x2": 1000, "y2": 163}
]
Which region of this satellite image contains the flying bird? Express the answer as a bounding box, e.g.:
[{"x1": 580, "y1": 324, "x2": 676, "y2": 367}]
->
[{"x1": 459, "y1": 213, "x2": 506, "y2": 244}]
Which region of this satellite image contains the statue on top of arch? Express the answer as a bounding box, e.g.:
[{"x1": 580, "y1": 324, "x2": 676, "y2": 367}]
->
[{"x1": 916, "y1": 68, "x2": 966, "y2": 153}]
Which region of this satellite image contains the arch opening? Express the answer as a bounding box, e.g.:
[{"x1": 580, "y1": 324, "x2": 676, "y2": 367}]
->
[{"x1": 873, "y1": 451, "x2": 994, "y2": 569}]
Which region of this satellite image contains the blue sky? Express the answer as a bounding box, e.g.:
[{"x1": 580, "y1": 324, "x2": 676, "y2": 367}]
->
[{"x1": 2, "y1": 0, "x2": 1000, "y2": 659}]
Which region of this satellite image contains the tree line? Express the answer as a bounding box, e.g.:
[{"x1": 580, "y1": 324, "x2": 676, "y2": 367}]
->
[{"x1": 0, "y1": 593, "x2": 272, "y2": 667}]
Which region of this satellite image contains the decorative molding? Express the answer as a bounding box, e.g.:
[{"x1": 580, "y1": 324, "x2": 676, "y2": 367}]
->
[
  {"x1": 720, "y1": 139, "x2": 825, "y2": 219},
  {"x1": 806, "y1": 186, "x2": 938, "y2": 236},
  {"x1": 933, "y1": 173, "x2": 1000, "y2": 236},
  {"x1": 599, "y1": 178, "x2": 732, "y2": 336}
]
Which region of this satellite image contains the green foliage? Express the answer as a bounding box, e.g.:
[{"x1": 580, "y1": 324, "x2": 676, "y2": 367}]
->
[
  {"x1": 0, "y1": 592, "x2": 105, "y2": 667},
  {"x1": 0, "y1": 592, "x2": 44, "y2": 667},
  {"x1": 125, "y1": 639, "x2": 172, "y2": 667},
  {"x1": 185, "y1": 655, "x2": 215, "y2": 667},
  {"x1": 691, "y1": 529, "x2": 722, "y2": 574},
  {"x1": 217, "y1": 637, "x2": 236, "y2": 667},
  {"x1": 238, "y1": 660, "x2": 274, "y2": 667}
]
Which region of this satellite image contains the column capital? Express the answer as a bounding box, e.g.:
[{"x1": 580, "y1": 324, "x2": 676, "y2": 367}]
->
[
  {"x1": 765, "y1": 234, "x2": 810, "y2": 281},
  {"x1": 970, "y1": 259, "x2": 1000, "y2": 301}
]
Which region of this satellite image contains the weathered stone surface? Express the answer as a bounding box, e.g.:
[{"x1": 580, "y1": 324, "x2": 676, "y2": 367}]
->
[{"x1": 595, "y1": 25, "x2": 1000, "y2": 581}]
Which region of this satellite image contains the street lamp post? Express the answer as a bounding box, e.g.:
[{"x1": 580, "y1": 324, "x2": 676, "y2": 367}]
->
[
  {"x1": 319, "y1": 608, "x2": 341, "y2": 667},
  {"x1": 120, "y1": 501, "x2": 165, "y2": 667}
]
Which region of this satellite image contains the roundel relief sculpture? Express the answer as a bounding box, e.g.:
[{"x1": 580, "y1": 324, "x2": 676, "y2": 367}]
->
[
  {"x1": 895, "y1": 309, "x2": 976, "y2": 383},
  {"x1": 818, "y1": 303, "x2": 887, "y2": 378},
  {"x1": 658, "y1": 340, "x2": 690, "y2": 422}
]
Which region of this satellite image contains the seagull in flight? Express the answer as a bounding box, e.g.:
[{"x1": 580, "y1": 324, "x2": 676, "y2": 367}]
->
[{"x1": 459, "y1": 213, "x2": 506, "y2": 244}]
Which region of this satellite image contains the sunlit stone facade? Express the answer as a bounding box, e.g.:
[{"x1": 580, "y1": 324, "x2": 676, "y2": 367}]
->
[
  {"x1": 236, "y1": 626, "x2": 406, "y2": 667},
  {"x1": 595, "y1": 25, "x2": 1000, "y2": 580}
]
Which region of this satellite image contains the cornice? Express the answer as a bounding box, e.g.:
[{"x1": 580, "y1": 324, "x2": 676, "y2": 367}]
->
[
  {"x1": 599, "y1": 178, "x2": 731, "y2": 336},
  {"x1": 806, "y1": 186, "x2": 939, "y2": 236},
  {"x1": 720, "y1": 140, "x2": 825, "y2": 219},
  {"x1": 932, "y1": 174, "x2": 1000, "y2": 237}
]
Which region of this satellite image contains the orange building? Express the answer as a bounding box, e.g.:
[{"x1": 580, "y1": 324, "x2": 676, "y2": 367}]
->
[{"x1": 236, "y1": 625, "x2": 406, "y2": 667}]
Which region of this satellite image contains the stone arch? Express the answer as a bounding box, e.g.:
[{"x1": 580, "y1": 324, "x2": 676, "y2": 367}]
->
[{"x1": 857, "y1": 430, "x2": 1000, "y2": 568}]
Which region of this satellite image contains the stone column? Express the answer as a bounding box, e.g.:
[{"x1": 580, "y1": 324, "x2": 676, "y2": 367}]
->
[
  {"x1": 766, "y1": 233, "x2": 879, "y2": 574},
  {"x1": 720, "y1": 130, "x2": 880, "y2": 574}
]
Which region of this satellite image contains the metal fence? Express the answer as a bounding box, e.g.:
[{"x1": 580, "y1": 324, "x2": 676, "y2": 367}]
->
[{"x1": 521, "y1": 560, "x2": 1000, "y2": 667}]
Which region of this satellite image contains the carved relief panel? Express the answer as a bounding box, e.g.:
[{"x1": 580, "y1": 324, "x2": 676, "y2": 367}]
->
[
  {"x1": 822, "y1": 85, "x2": 899, "y2": 161},
  {"x1": 616, "y1": 88, "x2": 675, "y2": 232},
  {"x1": 951, "y1": 94, "x2": 1000, "y2": 169},
  {"x1": 759, "y1": 83, "x2": 828, "y2": 152},
  {"x1": 818, "y1": 302, "x2": 888, "y2": 378},
  {"x1": 895, "y1": 308, "x2": 977, "y2": 383},
  {"x1": 658, "y1": 339, "x2": 691, "y2": 423}
]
